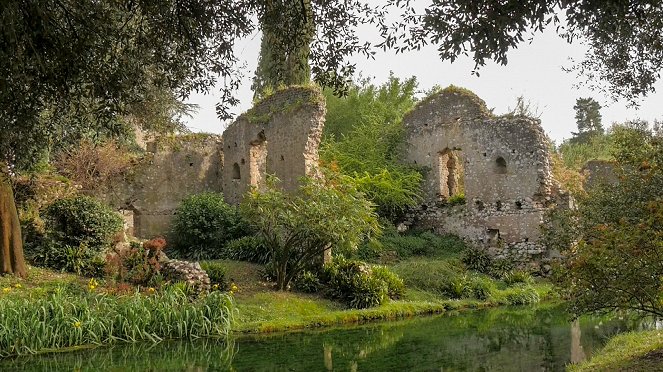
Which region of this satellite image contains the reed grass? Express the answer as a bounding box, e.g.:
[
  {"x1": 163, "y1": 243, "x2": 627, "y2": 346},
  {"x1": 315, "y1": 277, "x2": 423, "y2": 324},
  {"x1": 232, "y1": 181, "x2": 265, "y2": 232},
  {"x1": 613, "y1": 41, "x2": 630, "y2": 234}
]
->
[{"x1": 0, "y1": 285, "x2": 235, "y2": 357}]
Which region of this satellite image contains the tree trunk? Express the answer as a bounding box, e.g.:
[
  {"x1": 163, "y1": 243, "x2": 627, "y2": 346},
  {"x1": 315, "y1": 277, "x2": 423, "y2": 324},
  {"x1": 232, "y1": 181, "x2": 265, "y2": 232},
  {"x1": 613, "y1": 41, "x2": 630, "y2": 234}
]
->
[{"x1": 0, "y1": 166, "x2": 27, "y2": 277}]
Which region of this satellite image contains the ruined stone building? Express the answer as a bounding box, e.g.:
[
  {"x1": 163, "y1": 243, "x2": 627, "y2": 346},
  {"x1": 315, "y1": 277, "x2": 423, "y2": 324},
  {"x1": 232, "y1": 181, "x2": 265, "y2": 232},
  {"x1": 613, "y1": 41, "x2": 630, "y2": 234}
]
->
[
  {"x1": 401, "y1": 87, "x2": 566, "y2": 263},
  {"x1": 97, "y1": 86, "x2": 325, "y2": 239},
  {"x1": 98, "y1": 84, "x2": 565, "y2": 266}
]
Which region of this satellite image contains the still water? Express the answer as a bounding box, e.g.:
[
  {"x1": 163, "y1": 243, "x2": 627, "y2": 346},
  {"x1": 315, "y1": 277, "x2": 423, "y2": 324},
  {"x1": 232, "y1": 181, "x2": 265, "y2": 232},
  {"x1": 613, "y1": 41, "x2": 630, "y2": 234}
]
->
[{"x1": 1, "y1": 305, "x2": 651, "y2": 371}]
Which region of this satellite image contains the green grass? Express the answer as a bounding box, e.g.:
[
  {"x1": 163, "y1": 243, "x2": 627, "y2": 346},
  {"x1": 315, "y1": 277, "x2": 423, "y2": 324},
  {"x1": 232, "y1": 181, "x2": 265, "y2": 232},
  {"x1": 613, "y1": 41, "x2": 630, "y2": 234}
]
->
[
  {"x1": 568, "y1": 330, "x2": 663, "y2": 371},
  {"x1": 0, "y1": 284, "x2": 235, "y2": 357},
  {"x1": 211, "y1": 259, "x2": 555, "y2": 334}
]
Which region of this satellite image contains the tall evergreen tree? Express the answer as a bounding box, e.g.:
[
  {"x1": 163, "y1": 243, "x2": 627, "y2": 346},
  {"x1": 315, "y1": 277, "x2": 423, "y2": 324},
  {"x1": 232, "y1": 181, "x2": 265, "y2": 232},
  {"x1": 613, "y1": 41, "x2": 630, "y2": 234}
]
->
[
  {"x1": 571, "y1": 97, "x2": 603, "y2": 143},
  {"x1": 574, "y1": 98, "x2": 604, "y2": 134}
]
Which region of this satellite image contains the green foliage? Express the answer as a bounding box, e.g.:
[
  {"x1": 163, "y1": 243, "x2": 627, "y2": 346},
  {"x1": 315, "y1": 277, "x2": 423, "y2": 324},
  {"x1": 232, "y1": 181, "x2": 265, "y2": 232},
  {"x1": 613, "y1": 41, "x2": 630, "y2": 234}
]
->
[
  {"x1": 43, "y1": 196, "x2": 123, "y2": 251},
  {"x1": 392, "y1": 1, "x2": 663, "y2": 103},
  {"x1": 241, "y1": 175, "x2": 380, "y2": 290},
  {"x1": 502, "y1": 270, "x2": 534, "y2": 286},
  {"x1": 552, "y1": 122, "x2": 663, "y2": 317},
  {"x1": 571, "y1": 97, "x2": 604, "y2": 143},
  {"x1": 292, "y1": 270, "x2": 323, "y2": 294},
  {"x1": 370, "y1": 265, "x2": 405, "y2": 299},
  {"x1": 460, "y1": 246, "x2": 493, "y2": 274},
  {"x1": 0, "y1": 285, "x2": 235, "y2": 357},
  {"x1": 446, "y1": 193, "x2": 466, "y2": 205},
  {"x1": 252, "y1": 1, "x2": 313, "y2": 99},
  {"x1": 356, "y1": 227, "x2": 467, "y2": 262},
  {"x1": 27, "y1": 196, "x2": 122, "y2": 275},
  {"x1": 500, "y1": 286, "x2": 541, "y2": 306},
  {"x1": 222, "y1": 236, "x2": 270, "y2": 264},
  {"x1": 557, "y1": 132, "x2": 614, "y2": 170},
  {"x1": 488, "y1": 258, "x2": 516, "y2": 279},
  {"x1": 171, "y1": 193, "x2": 249, "y2": 260},
  {"x1": 322, "y1": 259, "x2": 388, "y2": 309},
  {"x1": 200, "y1": 262, "x2": 229, "y2": 290},
  {"x1": 320, "y1": 75, "x2": 423, "y2": 220}
]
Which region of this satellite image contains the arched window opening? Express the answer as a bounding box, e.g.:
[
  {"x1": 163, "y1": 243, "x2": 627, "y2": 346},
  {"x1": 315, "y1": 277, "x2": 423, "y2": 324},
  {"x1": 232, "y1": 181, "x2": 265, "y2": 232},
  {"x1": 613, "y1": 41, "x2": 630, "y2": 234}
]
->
[
  {"x1": 438, "y1": 148, "x2": 464, "y2": 199},
  {"x1": 495, "y1": 156, "x2": 507, "y2": 174},
  {"x1": 232, "y1": 163, "x2": 241, "y2": 180}
]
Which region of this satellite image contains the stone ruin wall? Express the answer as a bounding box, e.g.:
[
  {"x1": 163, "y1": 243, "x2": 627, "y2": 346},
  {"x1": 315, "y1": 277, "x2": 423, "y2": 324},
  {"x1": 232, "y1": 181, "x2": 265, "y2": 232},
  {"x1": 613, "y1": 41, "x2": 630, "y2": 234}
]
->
[
  {"x1": 94, "y1": 136, "x2": 225, "y2": 239},
  {"x1": 221, "y1": 86, "x2": 325, "y2": 205},
  {"x1": 95, "y1": 87, "x2": 325, "y2": 239},
  {"x1": 402, "y1": 87, "x2": 566, "y2": 265}
]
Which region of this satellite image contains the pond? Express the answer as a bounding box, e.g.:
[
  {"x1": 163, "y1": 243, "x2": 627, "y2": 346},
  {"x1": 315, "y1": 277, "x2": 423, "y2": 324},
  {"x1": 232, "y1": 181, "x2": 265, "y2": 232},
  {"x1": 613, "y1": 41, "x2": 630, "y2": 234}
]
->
[{"x1": 2, "y1": 305, "x2": 652, "y2": 371}]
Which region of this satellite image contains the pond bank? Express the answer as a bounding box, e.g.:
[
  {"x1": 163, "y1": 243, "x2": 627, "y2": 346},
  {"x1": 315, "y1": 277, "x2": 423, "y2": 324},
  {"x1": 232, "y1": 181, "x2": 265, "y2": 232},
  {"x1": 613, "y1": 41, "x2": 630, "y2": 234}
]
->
[
  {"x1": 569, "y1": 329, "x2": 663, "y2": 371},
  {"x1": 1, "y1": 304, "x2": 644, "y2": 371}
]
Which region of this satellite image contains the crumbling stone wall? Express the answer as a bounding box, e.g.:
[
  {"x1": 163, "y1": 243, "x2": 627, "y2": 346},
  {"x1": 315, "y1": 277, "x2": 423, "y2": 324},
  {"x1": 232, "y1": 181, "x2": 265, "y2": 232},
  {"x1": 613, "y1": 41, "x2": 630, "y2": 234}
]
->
[
  {"x1": 96, "y1": 87, "x2": 326, "y2": 238},
  {"x1": 95, "y1": 135, "x2": 224, "y2": 239},
  {"x1": 402, "y1": 87, "x2": 561, "y2": 264},
  {"x1": 581, "y1": 159, "x2": 618, "y2": 190},
  {"x1": 221, "y1": 86, "x2": 325, "y2": 205}
]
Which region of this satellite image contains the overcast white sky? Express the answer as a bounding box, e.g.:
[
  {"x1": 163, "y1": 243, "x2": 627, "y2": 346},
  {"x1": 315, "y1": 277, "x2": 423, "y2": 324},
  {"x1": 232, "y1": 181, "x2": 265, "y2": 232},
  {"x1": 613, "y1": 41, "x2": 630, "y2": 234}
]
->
[{"x1": 184, "y1": 15, "x2": 662, "y2": 144}]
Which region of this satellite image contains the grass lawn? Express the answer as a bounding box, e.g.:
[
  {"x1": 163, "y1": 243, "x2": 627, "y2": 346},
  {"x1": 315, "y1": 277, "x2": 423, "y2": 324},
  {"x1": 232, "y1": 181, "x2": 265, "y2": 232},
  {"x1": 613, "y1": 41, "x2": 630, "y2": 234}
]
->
[
  {"x1": 218, "y1": 258, "x2": 555, "y2": 334},
  {"x1": 568, "y1": 330, "x2": 663, "y2": 372}
]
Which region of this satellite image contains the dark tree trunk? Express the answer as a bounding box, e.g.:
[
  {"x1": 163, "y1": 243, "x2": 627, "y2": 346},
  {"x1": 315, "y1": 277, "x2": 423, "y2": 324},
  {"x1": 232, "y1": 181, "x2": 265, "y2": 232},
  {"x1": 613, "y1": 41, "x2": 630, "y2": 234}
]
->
[{"x1": 0, "y1": 165, "x2": 27, "y2": 277}]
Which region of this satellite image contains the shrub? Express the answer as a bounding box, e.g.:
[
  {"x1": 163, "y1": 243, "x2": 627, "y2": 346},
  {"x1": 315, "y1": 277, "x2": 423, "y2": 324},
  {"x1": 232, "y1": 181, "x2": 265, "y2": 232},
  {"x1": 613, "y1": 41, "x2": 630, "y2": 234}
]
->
[
  {"x1": 43, "y1": 196, "x2": 123, "y2": 251},
  {"x1": 502, "y1": 270, "x2": 534, "y2": 286},
  {"x1": 54, "y1": 140, "x2": 133, "y2": 191},
  {"x1": 391, "y1": 259, "x2": 462, "y2": 295},
  {"x1": 370, "y1": 265, "x2": 405, "y2": 299},
  {"x1": 171, "y1": 193, "x2": 249, "y2": 260},
  {"x1": 467, "y1": 276, "x2": 497, "y2": 300},
  {"x1": 222, "y1": 236, "x2": 270, "y2": 264},
  {"x1": 322, "y1": 258, "x2": 389, "y2": 309},
  {"x1": 200, "y1": 262, "x2": 228, "y2": 290},
  {"x1": 28, "y1": 196, "x2": 122, "y2": 275},
  {"x1": 292, "y1": 270, "x2": 322, "y2": 293},
  {"x1": 461, "y1": 246, "x2": 493, "y2": 273},
  {"x1": 502, "y1": 285, "x2": 540, "y2": 305},
  {"x1": 489, "y1": 258, "x2": 515, "y2": 279}
]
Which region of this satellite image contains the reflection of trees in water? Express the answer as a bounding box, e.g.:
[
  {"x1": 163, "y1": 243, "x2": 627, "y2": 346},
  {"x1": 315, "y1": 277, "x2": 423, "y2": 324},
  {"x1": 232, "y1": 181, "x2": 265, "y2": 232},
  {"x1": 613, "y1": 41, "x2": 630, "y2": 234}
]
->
[
  {"x1": 0, "y1": 338, "x2": 236, "y2": 371},
  {"x1": 1, "y1": 306, "x2": 649, "y2": 371}
]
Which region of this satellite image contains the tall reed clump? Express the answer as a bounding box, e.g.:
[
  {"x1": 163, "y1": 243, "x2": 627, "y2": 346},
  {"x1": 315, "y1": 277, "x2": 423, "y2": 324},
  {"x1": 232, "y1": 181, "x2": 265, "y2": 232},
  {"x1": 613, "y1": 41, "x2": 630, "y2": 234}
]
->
[{"x1": 0, "y1": 285, "x2": 235, "y2": 357}]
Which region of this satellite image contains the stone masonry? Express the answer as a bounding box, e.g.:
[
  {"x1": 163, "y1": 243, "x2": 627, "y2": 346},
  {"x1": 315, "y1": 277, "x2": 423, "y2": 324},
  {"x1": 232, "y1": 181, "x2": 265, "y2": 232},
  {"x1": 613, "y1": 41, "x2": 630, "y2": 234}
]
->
[
  {"x1": 401, "y1": 86, "x2": 565, "y2": 264},
  {"x1": 97, "y1": 86, "x2": 326, "y2": 239}
]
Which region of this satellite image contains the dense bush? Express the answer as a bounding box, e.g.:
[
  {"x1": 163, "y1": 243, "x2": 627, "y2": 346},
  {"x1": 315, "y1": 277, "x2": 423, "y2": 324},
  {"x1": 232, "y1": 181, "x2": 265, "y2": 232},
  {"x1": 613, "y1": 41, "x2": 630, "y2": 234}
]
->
[
  {"x1": 488, "y1": 258, "x2": 516, "y2": 279},
  {"x1": 200, "y1": 262, "x2": 229, "y2": 290},
  {"x1": 321, "y1": 258, "x2": 405, "y2": 309},
  {"x1": 552, "y1": 121, "x2": 663, "y2": 318},
  {"x1": 241, "y1": 175, "x2": 379, "y2": 290},
  {"x1": 392, "y1": 259, "x2": 499, "y2": 300},
  {"x1": 222, "y1": 236, "x2": 270, "y2": 264},
  {"x1": 44, "y1": 196, "x2": 123, "y2": 250},
  {"x1": 27, "y1": 196, "x2": 123, "y2": 275},
  {"x1": 292, "y1": 270, "x2": 323, "y2": 293},
  {"x1": 371, "y1": 265, "x2": 405, "y2": 299},
  {"x1": 461, "y1": 246, "x2": 493, "y2": 273},
  {"x1": 0, "y1": 285, "x2": 235, "y2": 357},
  {"x1": 171, "y1": 193, "x2": 249, "y2": 260}
]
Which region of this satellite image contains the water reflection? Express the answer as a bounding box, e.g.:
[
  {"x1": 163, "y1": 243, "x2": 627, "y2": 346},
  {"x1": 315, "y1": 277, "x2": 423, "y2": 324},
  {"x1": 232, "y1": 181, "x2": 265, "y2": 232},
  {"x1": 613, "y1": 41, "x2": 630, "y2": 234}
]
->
[{"x1": 1, "y1": 305, "x2": 650, "y2": 371}]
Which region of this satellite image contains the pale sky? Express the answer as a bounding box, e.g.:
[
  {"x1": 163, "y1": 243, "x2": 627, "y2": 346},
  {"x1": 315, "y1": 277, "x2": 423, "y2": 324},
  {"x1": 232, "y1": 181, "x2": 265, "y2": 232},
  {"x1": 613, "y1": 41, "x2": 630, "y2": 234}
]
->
[{"x1": 184, "y1": 15, "x2": 662, "y2": 144}]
